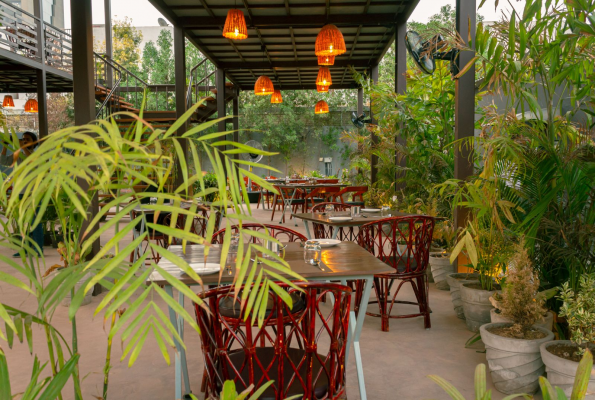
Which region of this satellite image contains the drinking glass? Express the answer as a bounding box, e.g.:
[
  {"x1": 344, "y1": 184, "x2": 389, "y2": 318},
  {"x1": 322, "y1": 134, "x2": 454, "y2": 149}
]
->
[
  {"x1": 351, "y1": 206, "x2": 361, "y2": 218},
  {"x1": 150, "y1": 197, "x2": 157, "y2": 205},
  {"x1": 285, "y1": 176, "x2": 290, "y2": 184},
  {"x1": 324, "y1": 204, "x2": 335, "y2": 216},
  {"x1": 195, "y1": 196, "x2": 204, "y2": 206},
  {"x1": 263, "y1": 240, "x2": 286, "y2": 259},
  {"x1": 381, "y1": 205, "x2": 391, "y2": 217},
  {"x1": 304, "y1": 240, "x2": 322, "y2": 266}
]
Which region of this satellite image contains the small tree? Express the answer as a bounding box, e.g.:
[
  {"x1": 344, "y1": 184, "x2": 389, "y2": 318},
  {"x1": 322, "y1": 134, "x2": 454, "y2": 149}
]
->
[
  {"x1": 558, "y1": 274, "x2": 595, "y2": 356},
  {"x1": 491, "y1": 243, "x2": 547, "y2": 338}
]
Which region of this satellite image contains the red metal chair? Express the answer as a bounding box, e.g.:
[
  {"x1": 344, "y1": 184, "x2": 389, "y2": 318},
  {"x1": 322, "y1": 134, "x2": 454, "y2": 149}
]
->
[
  {"x1": 211, "y1": 223, "x2": 307, "y2": 244},
  {"x1": 194, "y1": 282, "x2": 351, "y2": 400},
  {"x1": 357, "y1": 216, "x2": 435, "y2": 332},
  {"x1": 334, "y1": 186, "x2": 368, "y2": 205},
  {"x1": 166, "y1": 206, "x2": 222, "y2": 245},
  {"x1": 311, "y1": 202, "x2": 357, "y2": 241},
  {"x1": 302, "y1": 186, "x2": 342, "y2": 211}
]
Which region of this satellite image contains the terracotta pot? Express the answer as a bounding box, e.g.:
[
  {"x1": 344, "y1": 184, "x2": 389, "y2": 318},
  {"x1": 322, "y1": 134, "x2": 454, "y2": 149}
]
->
[
  {"x1": 490, "y1": 309, "x2": 554, "y2": 332},
  {"x1": 481, "y1": 323, "x2": 554, "y2": 394},
  {"x1": 429, "y1": 252, "x2": 453, "y2": 290},
  {"x1": 460, "y1": 282, "x2": 499, "y2": 333},
  {"x1": 445, "y1": 273, "x2": 479, "y2": 319},
  {"x1": 540, "y1": 340, "x2": 595, "y2": 399}
]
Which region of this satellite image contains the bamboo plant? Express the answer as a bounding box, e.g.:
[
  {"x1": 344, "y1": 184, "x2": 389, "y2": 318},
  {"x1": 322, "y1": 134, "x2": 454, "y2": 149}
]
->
[{"x1": 0, "y1": 98, "x2": 302, "y2": 398}]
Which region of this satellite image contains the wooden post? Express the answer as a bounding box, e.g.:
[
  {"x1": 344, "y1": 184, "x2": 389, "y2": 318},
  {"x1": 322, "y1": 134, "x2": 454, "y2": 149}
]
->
[
  {"x1": 455, "y1": 0, "x2": 477, "y2": 271},
  {"x1": 174, "y1": 24, "x2": 187, "y2": 186},
  {"x1": 394, "y1": 18, "x2": 407, "y2": 190},
  {"x1": 369, "y1": 64, "x2": 379, "y2": 185}
]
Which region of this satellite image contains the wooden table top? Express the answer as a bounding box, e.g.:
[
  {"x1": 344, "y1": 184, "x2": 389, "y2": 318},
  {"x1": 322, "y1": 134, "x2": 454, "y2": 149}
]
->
[
  {"x1": 273, "y1": 183, "x2": 348, "y2": 189},
  {"x1": 292, "y1": 210, "x2": 419, "y2": 227},
  {"x1": 148, "y1": 241, "x2": 392, "y2": 286}
]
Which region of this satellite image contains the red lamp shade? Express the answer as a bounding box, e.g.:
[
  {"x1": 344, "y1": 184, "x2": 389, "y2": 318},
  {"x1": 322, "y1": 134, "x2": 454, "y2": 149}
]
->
[
  {"x1": 254, "y1": 75, "x2": 274, "y2": 95},
  {"x1": 223, "y1": 9, "x2": 248, "y2": 40},
  {"x1": 24, "y1": 98, "x2": 38, "y2": 113},
  {"x1": 316, "y1": 67, "x2": 332, "y2": 87},
  {"x1": 270, "y1": 89, "x2": 282, "y2": 104},
  {"x1": 315, "y1": 24, "x2": 346, "y2": 56},
  {"x1": 315, "y1": 100, "x2": 329, "y2": 114},
  {"x1": 2, "y1": 95, "x2": 15, "y2": 108},
  {"x1": 318, "y1": 55, "x2": 335, "y2": 66},
  {"x1": 316, "y1": 85, "x2": 329, "y2": 93}
]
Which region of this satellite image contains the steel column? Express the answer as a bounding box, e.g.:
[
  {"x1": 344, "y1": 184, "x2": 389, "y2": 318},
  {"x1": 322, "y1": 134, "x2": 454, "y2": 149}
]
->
[
  {"x1": 232, "y1": 89, "x2": 239, "y2": 161},
  {"x1": 394, "y1": 18, "x2": 407, "y2": 189},
  {"x1": 369, "y1": 64, "x2": 379, "y2": 185},
  {"x1": 455, "y1": 0, "x2": 477, "y2": 268},
  {"x1": 36, "y1": 70, "x2": 48, "y2": 138},
  {"x1": 174, "y1": 24, "x2": 187, "y2": 186},
  {"x1": 104, "y1": 0, "x2": 113, "y2": 88},
  {"x1": 357, "y1": 87, "x2": 363, "y2": 116}
]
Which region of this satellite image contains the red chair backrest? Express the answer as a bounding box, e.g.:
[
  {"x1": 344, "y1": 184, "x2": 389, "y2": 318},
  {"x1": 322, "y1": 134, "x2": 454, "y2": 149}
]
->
[
  {"x1": 211, "y1": 223, "x2": 307, "y2": 244},
  {"x1": 164, "y1": 206, "x2": 222, "y2": 245},
  {"x1": 310, "y1": 202, "x2": 358, "y2": 241},
  {"x1": 311, "y1": 202, "x2": 352, "y2": 213},
  {"x1": 336, "y1": 186, "x2": 368, "y2": 203},
  {"x1": 195, "y1": 282, "x2": 351, "y2": 399},
  {"x1": 317, "y1": 179, "x2": 339, "y2": 184},
  {"x1": 357, "y1": 216, "x2": 435, "y2": 274}
]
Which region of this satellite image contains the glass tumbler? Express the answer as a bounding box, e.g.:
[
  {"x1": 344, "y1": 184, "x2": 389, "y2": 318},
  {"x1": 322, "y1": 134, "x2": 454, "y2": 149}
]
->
[
  {"x1": 324, "y1": 204, "x2": 335, "y2": 216},
  {"x1": 381, "y1": 205, "x2": 391, "y2": 217},
  {"x1": 304, "y1": 240, "x2": 322, "y2": 266}
]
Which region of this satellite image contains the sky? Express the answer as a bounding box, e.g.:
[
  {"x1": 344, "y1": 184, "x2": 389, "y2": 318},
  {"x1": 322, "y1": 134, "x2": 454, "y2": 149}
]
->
[{"x1": 63, "y1": 0, "x2": 527, "y2": 29}]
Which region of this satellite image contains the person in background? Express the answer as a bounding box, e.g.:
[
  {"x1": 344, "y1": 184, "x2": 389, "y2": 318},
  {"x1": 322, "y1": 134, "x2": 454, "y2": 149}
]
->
[{"x1": 1, "y1": 131, "x2": 44, "y2": 256}]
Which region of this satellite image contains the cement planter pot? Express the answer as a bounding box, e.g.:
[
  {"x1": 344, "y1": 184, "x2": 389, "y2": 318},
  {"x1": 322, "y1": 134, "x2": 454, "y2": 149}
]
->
[
  {"x1": 429, "y1": 252, "x2": 453, "y2": 290},
  {"x1": 460, "y1": 282, "x2": 499, "y2": 333},
  {"x1": 481, "y1": 323, "x2": 554, "y2": 394},
  {"x1": 490, "y1": 309, "x2": 555, "y2": 332},
  {"x1": 445, "y1": 273, "x2": 479, "y2": 320},
  {"x1": 540, "y1": 340, "x2": 595, "y2": 399}
]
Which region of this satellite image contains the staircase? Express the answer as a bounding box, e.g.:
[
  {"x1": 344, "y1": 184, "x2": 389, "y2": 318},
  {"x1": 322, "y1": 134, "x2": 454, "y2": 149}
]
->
[{"x1": 93, "y1": 54, "x2": 236, "y2": 133}]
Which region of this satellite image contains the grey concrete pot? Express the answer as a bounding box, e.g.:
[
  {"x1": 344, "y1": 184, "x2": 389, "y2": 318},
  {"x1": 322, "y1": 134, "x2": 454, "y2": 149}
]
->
[
  {"x1": 460, "y1": 282, "x2": 499, "y2": 332},
  {"x1": 540, "y1": 340, "x2": 595, "y2": 399},
  {"x1": 429, "y1": 252, "x2": 453, "y2": 291},
  {"x1": 445, "y1": 273, "x2": 479, "y2": 320},
  {"x1": 481, "y1": 323, "x2": 554, "y2": 394},
  {"x1": 61, "y1": 274, "x2": 93, "y2": 307},
  {"x1": 490, "y1": 309, "x2": 555, "y2": 332}
]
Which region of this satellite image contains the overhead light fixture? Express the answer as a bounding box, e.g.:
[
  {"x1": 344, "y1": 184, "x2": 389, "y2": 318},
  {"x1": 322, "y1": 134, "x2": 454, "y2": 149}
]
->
[
  {"x1": 315, "y1": 24, "x2": 346, "y2": 56},
  {"x1": 315, "y1": 100, "x2": 329, "y2": 114},
  {"x1": 318, "y1": 55, "x2": 335, "y2": 66},
  {"x1": 316, "y1": 85, "x2": 329, "y2": 93},
  {"x1": 254, "y1": 75, "x2": 274, "y2": 95},
  {"x1": 316, "y1": 67, "x2": 332, "y2": 87},
  {"x1": 2, "y1": 95, "x2": 15, "y2": 108},
  {"x1": 270, "y1": 89, "x2": 282, "y2": 104},
  {"x1": 223, "y1": 9, "x2": 247, "y2": 40},
  {"x1": 24, "y1": 98, "x2": 38, "y2": 113}
]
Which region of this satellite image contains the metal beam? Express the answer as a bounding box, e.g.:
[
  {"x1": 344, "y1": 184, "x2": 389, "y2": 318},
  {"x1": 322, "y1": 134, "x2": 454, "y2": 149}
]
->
[
  {"x1": 357, "y1": 87, "x2": 364, "y2": 116},
  {"x1": 370, "y1": 64, "x2": 379, "y2": 185},
  {"x1": 238, "y1": 83, "x2": 358, "y2": 91},
  {"x1": 232, "y1": 89, "x2": 239, "y2": 161},
  {"x1": 454, "y1": 0, "x2": 477, "y2": 267},
  {"x1": 174, "y1": 24, "x2": 187, "y2": 186},
  {"x1": 70, "y1": 0, "x2": 94, "y2": 125},
  {"x1": 179, "y1": 14, "x2": 398, "y2": 28},
  {"x1": 36, "y1": 69, "x2": 48, "y2": 138},
  {"x1": 170, "y1": 1, "x2": 405, "y2": 10},
  {"x1": 216, "y1": 68, "x2": 227, "y2": 174},
  {"x1": 104, "y1": 0, "x2": 113, "y2": 88},
  {"x1": 220, "y1": 59, "x2": 372, "y2": 69}
]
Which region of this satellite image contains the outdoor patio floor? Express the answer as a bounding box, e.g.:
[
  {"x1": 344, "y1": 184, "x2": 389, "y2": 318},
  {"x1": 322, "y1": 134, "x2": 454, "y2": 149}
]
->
[{"x1": 1, "y1": 203, "x2": 520, "y2": 400}]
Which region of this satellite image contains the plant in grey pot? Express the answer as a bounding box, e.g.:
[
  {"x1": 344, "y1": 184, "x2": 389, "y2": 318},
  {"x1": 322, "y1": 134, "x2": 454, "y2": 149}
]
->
[
  {"x1": 480, "y1": 245, "x2": 554, "y2": 394},
  {"x1": 446, "y1": 272, "x2": 479, "y2": 319},
  {"x1": 540, "y1": 274, "x2": 595, "y2": 398}
]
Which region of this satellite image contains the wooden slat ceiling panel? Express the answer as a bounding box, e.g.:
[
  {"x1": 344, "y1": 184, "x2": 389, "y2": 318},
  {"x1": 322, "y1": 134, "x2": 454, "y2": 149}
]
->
[{"x1": 151, "y1": 0, "x2": 418, "y2": 90}]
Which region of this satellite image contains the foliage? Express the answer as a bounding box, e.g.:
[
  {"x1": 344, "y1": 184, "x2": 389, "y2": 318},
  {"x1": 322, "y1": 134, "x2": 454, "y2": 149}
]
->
[
  {"x1": 452, "y1": 0, "x2": 595, "y2": 294},
  {"x1": 192, "y1": 171, "x2": 220, "y2": 202},
  {"x1": 141, "y1": 29, "x2": 174, "y2": 84},
  {"x1": 111, "y1": 17, "x2": 143, "y2": 73},
  {"x1": 489, "y1": 242, "x2": 547, "y2": 338},
  {"x1": 0, "y1": 98, "x2": 302, "y2": 398},
  {"x1": 429, "y1": 350, "x2": 594, "y2": 400},
  {"x1": 558, "y1": 274, "x2": 595, "y2": 356},
  {"x1": 47, "y1": 93, "x2": 75, "y2": 133}
]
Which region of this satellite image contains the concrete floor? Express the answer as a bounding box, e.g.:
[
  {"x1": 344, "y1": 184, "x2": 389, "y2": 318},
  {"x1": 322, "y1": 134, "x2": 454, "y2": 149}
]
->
[{"x1": 1, "y1": 204, "x2": 513, "y2": 400}]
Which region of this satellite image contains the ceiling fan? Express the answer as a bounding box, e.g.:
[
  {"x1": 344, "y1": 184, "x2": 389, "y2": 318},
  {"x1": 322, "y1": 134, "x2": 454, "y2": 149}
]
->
[
  {"x1": 351, "y1": 112, "x2": 372, "y2": 129},
  {"x1": 405, "y1": 31, "x2": 459, "y2": 76}
]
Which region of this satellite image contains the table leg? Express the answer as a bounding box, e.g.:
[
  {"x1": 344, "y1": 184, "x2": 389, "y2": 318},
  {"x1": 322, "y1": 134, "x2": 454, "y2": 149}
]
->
[
  {"x1": 331, "y1": 226, "x2": 340, "y2": 240},
  {"x1": 165, "y1": 286, "x2": 192, "y2": 399},
  {"x1": 347, "y1": 277, "x2": 373, "y2": 400},
  {"x1": 279, "y1": 188, "x2": 297, "y2": 225},
  {"x1": 302, "y1": 220, "x2": 312, "y2": 239},
  {"x1": 132, "y1": 212, "x2": 146, "y2": 264}
]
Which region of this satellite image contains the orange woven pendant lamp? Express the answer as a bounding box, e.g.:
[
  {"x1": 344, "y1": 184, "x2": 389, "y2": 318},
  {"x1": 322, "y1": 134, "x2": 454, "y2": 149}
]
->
[
  {"x1": 270, "y1": 89, "x2": 282, "y2": 104},
  {"x1": 24, "y1": 98, "x2": 38, "y2": 113},
  {"x1": 317, "y1": 55, "x2": 335, "y2": 66},
  {"x1": 316, "y1": 84, "x2": 329, "y2": 93},
  {"x1": 2, "y1": 95, "x2": 15, "y2": 108},
  {"x1": 315, "y1": 100, "x2": 329, "y2": 114},
  {"x1": 223, "y1": 9, "x2": 248, "y2": 40},
  {"x1": 316, "y1": 67, "x2": 332, "y2": 87},
  {"x1": 254, "y1": 75, "x2": 274, "y2": 95},
  {"x1": 315, "y1": 24, "x2": 346, "y2": 56}
]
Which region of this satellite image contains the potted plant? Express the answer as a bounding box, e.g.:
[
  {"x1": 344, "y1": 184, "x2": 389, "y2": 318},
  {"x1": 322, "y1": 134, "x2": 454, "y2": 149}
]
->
[
  {"x1": 428, "y1": 219, "x2": 456, "y2": 290},
  {"x1": 540, "y1": 274, "x2": 595, "y2": 397},
  {"x1": 480, "y1": 245, "x2": 555, "y2": 394}
]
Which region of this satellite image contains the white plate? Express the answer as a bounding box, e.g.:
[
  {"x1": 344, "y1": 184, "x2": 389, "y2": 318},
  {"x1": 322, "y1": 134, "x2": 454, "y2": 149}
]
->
[
  {"x1": 361, "y1": 208, "x2": 381, "y2": 212},
  {"x1": 328, "y1": 216, "x2": 353, "y2": 222},
  {"x1": 310, "y1": 238, "x2": 341, "y2": 247},
  {"x1": 185, "y1": 263, "x2": 221, "y2": 275}
]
